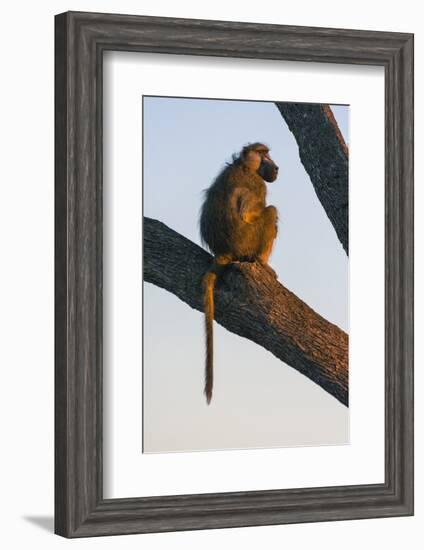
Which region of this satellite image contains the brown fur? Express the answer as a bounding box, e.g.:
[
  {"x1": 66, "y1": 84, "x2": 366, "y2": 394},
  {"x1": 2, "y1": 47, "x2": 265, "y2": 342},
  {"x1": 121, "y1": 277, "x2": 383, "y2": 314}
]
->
[{"x1": 200, "y1": 143, "x2": 279, "y2": 403}]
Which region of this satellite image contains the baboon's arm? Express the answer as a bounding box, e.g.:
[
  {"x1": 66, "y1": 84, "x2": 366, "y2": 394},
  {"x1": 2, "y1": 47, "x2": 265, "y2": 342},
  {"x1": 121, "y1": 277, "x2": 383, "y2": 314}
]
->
[{"x1": 230, "y1": 187, "x2": 264, "y2": 224}]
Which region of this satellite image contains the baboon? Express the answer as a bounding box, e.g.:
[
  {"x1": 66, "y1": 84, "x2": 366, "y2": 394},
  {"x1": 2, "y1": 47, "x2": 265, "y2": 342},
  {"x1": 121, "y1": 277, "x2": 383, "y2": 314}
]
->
[{"x1": 200, "y1": 143, "x2": 279, "y2": 404}]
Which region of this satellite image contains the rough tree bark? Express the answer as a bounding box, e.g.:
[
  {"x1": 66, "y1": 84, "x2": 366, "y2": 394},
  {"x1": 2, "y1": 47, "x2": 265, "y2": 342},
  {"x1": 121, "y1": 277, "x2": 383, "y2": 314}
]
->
[
  {"x1": 144, "y1": 217, "x2": 348, "y2": 406},
  {"x1": 275, "y1": 102, "x2": 349, "y2": 254}
]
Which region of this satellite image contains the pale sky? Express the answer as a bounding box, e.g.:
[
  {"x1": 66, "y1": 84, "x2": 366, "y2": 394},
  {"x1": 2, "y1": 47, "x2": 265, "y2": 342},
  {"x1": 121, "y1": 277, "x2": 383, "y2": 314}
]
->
[{"x1": 143, "y1": 96, "x2": 349, "y2": 453}]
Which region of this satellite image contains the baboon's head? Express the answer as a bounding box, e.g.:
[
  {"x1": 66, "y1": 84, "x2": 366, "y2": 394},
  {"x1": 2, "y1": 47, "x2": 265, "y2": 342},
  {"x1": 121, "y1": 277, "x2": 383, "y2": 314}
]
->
[{"x1": 241, "y1": 143, "x2": 279, "y2": 183}]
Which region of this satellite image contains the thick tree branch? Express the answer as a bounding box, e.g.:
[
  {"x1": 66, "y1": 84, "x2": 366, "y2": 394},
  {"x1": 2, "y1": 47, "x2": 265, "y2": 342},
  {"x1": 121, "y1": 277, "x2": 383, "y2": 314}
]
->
[
  {"x1": 275, "y1": 102, "x2": 349, "y2": 254},
  {"x1": 144, "y1": 217, "x2": 348, "y2": 406}
]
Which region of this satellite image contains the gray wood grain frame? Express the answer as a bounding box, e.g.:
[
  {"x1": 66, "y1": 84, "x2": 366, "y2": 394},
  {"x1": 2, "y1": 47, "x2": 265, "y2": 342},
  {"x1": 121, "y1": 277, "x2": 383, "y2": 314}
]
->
[{"x1": 54, "y1": 11, "x2": 414, "y2": 538}]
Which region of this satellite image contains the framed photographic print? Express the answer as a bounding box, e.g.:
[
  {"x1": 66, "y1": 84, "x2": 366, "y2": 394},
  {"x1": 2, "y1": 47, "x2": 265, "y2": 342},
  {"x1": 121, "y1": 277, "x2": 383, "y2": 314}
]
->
[{"x1": 55, "y1": 11, "x2": 414, "y2": 538}]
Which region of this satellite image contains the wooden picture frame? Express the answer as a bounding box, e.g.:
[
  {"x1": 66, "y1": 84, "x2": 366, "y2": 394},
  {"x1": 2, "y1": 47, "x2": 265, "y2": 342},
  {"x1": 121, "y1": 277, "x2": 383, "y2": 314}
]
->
[{"x1": 54, "y1": 11, "x2": 414, "y2": 538}]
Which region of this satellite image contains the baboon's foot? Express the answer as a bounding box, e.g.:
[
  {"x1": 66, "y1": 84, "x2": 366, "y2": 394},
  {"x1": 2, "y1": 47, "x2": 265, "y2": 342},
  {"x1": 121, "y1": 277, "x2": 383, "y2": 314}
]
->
[{"x1": 257, "y1": 260, "x2": 277, "y2": 278}]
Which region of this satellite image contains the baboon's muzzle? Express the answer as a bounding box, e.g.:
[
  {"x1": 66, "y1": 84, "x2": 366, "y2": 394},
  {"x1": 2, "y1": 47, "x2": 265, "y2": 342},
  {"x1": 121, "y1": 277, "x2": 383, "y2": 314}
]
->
[{"x1": 260, "y1": 160, "x2": 279, "y2": 182}]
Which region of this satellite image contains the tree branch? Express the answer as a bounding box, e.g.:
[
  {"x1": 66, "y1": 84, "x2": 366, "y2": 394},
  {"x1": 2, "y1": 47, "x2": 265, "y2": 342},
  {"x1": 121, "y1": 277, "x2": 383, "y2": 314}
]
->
[
  {"x1": 144, "y1": 217, "x2": 348, "y2": 406},
  {"x1": 275, "y1": 102, "x2": 349, "y2": 254}
]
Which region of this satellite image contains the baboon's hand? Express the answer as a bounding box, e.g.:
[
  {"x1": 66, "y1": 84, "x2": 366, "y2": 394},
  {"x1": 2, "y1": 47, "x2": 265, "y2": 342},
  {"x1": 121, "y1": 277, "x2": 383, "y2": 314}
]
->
[{"x1": 231, "y1": 188, "x2": 263, "y2": 224}]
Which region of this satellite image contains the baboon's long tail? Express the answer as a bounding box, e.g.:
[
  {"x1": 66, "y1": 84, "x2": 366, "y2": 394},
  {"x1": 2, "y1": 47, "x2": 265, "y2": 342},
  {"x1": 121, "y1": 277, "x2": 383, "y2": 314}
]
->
[{"x1": 203, "y1": 270, "x2": 217, "y2": 404}]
